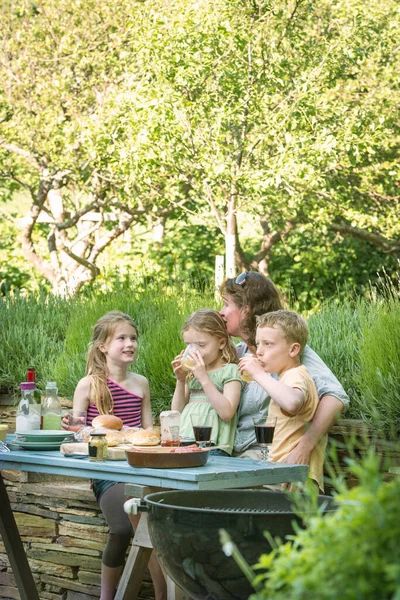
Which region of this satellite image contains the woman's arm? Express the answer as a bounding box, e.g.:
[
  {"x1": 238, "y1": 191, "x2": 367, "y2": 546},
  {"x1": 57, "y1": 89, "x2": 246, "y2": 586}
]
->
[
  {"x1": 302, "y1": 345, "x2": 349, "y2": 407},
  {"x1": 282, "y1": 394, "x2": 343, "y2": 466}
]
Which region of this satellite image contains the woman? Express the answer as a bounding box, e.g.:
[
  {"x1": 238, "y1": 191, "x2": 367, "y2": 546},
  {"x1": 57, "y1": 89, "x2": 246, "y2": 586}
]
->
[{"x1": 219, "y1": 272, "x2": 349, "y2": 470}]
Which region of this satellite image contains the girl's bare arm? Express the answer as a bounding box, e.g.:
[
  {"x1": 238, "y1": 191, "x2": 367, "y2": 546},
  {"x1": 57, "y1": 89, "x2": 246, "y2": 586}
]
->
[
  {"x1": 171, "y1": 380, "x2": 189, "y2": 412},
  {"x1": 138, "y1": 376, "x2": 153, "y2": 430},
  {"x1": 200, "y1": 378, "x2": 241, "y2": 421}
]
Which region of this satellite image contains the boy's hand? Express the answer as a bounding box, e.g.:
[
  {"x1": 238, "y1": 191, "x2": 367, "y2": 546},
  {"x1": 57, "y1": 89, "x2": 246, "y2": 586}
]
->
[
  {"x1": 171, "y1": 351, "x2": 187, "y2": 382},
  {"x1": 238, "y1": 355, "x2": 264, "y2": 379}
]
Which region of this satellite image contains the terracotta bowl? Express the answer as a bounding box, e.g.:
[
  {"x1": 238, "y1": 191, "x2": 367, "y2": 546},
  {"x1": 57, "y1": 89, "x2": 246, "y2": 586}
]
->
[{"x1": 125, "y1": 446, "x2": 210, "y2": 469}]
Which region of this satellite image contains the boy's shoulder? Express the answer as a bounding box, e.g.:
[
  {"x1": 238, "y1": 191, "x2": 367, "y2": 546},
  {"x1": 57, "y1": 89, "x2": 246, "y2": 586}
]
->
[{"x1": 281, "y1": 364, "x2": 315, "y2": 392}]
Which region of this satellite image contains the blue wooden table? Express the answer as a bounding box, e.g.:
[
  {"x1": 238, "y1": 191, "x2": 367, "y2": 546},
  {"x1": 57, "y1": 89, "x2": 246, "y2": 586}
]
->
[{"x1": 0, "y1": 440, "x2": 308, "y2": 599}]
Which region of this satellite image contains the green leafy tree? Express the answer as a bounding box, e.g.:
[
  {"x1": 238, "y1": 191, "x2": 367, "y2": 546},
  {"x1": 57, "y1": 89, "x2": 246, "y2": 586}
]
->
[{"x1": 0, "y1": 0, "x2": 398, "y2": 295}]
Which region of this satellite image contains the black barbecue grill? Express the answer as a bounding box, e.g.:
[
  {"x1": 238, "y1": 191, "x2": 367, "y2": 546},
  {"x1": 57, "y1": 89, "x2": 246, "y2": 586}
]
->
[{"x1": 144, "y1": 489, "x2": 336, "y2": 600}]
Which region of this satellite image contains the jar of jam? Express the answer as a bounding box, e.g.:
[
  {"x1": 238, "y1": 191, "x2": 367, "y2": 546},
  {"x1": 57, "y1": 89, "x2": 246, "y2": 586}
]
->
[{"x1": 89, "y1": 432, "x2": 108, "y2": 462}]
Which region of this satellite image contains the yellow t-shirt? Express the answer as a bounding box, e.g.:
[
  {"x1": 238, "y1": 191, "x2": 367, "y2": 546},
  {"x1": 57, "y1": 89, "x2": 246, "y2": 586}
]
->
[{"x1": 268, "y1": 365, "x2": 327, "y2": 492}]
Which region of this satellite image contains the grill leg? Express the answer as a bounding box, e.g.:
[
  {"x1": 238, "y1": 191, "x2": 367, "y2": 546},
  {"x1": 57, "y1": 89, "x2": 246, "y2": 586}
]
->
[{"x1": 0, "y1": 472, "x2": 40, "y2": 600}]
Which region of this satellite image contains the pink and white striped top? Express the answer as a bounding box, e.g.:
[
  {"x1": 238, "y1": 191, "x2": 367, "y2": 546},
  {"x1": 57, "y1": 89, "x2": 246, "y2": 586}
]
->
[{"x1": 86, "y1": 378, "x2": 142, "y2": 427}]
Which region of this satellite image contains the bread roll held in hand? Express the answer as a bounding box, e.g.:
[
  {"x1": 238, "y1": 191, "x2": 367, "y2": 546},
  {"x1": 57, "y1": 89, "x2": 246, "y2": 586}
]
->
[
  {"x1": 126, "y1": 429, "x2": 160, "y2": 446},
  {"x1": 92, "y1": 415, "x2": 123, "y2": 431}
]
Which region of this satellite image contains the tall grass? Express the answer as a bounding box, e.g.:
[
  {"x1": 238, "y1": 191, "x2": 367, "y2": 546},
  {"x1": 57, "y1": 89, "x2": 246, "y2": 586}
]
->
[
  {"x1": 308, "y1": 281, "x2": 400, "y2": 436},
  {"x1": 0, "y1": 290, "x2": 72, "y2": 396},
  {"x1": 52, "y1": 279, "x2": 217, "y2": 414},
  {"x1": 307, "y1": 300, "x2": 363, "y2": 419},
  {"x1": 1, "y1": 277, "x2": 399, "y2": 437},
  {"x1": 356, "y1": 293, "x2": 400, "y2": 437}
]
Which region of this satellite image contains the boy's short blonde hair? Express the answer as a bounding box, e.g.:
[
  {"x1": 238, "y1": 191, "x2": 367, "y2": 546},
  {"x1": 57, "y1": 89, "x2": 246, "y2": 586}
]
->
[{"x1": 256, "y1": 309, "x2": 309, "y2": 350}]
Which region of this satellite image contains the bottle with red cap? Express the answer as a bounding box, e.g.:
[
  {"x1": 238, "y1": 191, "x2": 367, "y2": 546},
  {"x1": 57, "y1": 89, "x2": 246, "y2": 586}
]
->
[{"x1": 27, "y1": 367, "x2": 41, "y2": 404}]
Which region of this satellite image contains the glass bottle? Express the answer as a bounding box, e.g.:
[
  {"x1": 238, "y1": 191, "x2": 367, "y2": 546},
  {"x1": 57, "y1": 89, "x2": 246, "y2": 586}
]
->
[
  {"x1": 16, "y1": 382, "x2": 41, "y2": 432},
  {"x1": 41, "y1": 382, "x2": 62, "y2": 430}
]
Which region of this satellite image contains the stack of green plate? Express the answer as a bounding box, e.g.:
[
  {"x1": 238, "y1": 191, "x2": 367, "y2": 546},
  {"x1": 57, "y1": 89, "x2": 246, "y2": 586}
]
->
[{"x1": 14, "y1": 430, "x2": 76, "y2": 451}]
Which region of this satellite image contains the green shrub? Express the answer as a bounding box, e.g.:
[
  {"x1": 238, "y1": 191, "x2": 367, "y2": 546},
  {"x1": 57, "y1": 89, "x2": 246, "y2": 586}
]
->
[{"x1": 251, "y1": 451, "x2": 400, "y2": 600}]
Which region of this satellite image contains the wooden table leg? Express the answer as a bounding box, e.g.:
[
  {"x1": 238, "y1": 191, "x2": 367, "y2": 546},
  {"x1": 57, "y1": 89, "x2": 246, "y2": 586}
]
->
[
  {"x1": 115, "y1": 512, "x2": 153, "y2": 600},
  {"x1": 0, "y1": 472, "x2": 40, "y2": 600}
]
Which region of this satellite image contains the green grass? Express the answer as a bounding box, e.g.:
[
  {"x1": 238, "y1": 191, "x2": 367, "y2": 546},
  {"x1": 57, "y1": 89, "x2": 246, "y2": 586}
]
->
[
  {"x1": 1, "y1": 277, "x2": 399, "y2": 437},
  {"x1": 356, "y1": 293, "x2": 400, "y2": 437},
  {"x1": 307, "y1": 300, "x2": 363, "y2": 419},
  {"x1": 0, "y1": 290, "x2": 72, "y2": 397},
  {"x1": 51, "y1": 280, "x2": 217, "y2": 414}
]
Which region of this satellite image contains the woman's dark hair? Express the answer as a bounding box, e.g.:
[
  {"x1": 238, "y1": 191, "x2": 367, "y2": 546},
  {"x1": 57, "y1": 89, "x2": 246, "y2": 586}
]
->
[{"x1": 220, "y1": 272, "x2": 283, "y2": 347}]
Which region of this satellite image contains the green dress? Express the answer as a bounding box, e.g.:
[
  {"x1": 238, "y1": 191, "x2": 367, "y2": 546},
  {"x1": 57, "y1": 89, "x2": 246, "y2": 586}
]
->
[{"x1": 179, "y1": 363, "x2": 243, "y2": 455}]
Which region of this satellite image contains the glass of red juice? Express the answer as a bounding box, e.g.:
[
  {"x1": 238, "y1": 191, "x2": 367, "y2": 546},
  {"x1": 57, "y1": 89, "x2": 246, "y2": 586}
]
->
[
  {"x1": 190, "y1": 413, "x2": 215, "y2": 449},
  {"x1": 252, "y1": 415, "x2": 276, "y2": 462}
]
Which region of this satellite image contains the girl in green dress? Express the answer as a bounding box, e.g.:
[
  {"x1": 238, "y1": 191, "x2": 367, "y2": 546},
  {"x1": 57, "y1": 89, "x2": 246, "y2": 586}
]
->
[{"x1": 171, "y1": 309, "x2": 243, "y2": 455}]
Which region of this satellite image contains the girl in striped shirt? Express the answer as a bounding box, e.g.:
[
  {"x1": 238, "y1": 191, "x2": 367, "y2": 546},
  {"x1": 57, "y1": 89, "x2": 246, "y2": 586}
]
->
[{"x1": 71, "y1": 311, "x2": 166, "y2": 600}]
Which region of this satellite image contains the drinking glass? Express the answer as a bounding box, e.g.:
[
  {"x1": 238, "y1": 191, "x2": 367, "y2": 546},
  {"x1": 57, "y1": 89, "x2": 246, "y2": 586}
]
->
[
  {"x1": 180, "y1": 344, "x2": 198, "y2": 372},
  {"x1": 252, "y1": 416, "x2": 277, "y2": 462},
  {"x1": 67, "y1": 410, "x2": 87, "y2": 433},
  {"x1": 240, "y1": 352, "x2": 256, "y2": 383},
  {"x1": 190, "y1": 413, "x2": 214, "y2": 448}
]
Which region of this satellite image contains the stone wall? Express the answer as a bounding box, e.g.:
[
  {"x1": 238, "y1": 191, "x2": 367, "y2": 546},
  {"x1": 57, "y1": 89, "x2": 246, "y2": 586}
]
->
[{"x1": 0, "y1": 470, "x2": 155, "y2": 600}]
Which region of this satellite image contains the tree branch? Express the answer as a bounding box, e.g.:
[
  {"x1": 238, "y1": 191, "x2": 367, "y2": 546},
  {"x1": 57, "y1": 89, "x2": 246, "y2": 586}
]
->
[
  {"x1": 0, "y1": 136, "x2": 41, "y2": 169},
  {"x1": 328, "y1": 222, "x2": 400, "y2": 255}
]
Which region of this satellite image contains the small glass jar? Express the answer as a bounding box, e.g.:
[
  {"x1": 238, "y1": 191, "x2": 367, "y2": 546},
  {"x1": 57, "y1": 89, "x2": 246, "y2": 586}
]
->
[
  {"x1": 89, "y1": 432, "x2": 108, "y2": 462},
  {"x1": 160, "y1": 410, "x2": 181, "y2": 446}
]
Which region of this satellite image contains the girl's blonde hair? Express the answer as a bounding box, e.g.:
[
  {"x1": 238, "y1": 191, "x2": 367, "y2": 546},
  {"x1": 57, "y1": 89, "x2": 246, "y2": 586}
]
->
[
  {"x1": 182, "y1": 308, "x2": 238, "y2": 365},
  {"x1": 86, "y1": 311, "x2": 138, "y2": 414}
]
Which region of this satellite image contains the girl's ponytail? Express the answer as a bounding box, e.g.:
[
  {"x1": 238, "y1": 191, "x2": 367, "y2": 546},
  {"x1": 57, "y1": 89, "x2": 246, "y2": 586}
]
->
[{"x1": 86, "y1": 342, "x2": 113, "y2": 414}]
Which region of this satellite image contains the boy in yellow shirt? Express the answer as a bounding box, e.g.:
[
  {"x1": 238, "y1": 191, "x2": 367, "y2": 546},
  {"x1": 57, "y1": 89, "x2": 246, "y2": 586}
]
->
[{"x1": 238, "y1": 309, "x2": 327, "y2": 491}]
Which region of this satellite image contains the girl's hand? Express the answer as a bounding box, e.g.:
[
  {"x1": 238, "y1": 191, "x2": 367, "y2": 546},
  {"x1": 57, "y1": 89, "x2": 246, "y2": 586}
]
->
[
  {"x1": 189, "y1": 350, "x2": 208, "y2": 384},
  {"x1": 61, "y1": 414, "x2": 69, "y2": 430},
  {"x1": 171, "y1": 351, "x2": 187, "y2": 382},
  {"x1": 238, "y1": 355, "x2": 264, "y2": 379}
]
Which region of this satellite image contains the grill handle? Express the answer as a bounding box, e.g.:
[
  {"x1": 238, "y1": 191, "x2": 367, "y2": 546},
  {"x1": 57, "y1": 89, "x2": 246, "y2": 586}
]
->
[{"x1": 124, "y1": 498, "x2": 148, "y2": 515}]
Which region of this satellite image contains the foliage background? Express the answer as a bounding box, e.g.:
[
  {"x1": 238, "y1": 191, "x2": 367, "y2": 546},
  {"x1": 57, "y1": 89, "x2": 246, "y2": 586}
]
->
[
  {"x1": 1, "y1": 279, "x2": 399, "y2": 436},
  {"x1": 0, "y1": 0, "x2": 399, "y2": 305}
]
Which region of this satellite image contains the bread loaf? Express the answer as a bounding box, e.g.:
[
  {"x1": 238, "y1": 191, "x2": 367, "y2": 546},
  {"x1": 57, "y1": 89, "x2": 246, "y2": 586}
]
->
[
  {"x1": 105, "y1": 431, "x2": 126, "y2": 447},
  {"x1": 92, "y1": 415, "x2": 123, "y2": 430},
  {"x1": 127, "y1": 429, "x2": 160, "y2": 446}
]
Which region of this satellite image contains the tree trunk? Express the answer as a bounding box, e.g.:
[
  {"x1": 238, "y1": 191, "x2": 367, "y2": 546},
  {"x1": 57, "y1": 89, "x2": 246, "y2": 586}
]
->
[{"x1": 225, "y1": 190, "x2": 236, "y2": 278}]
